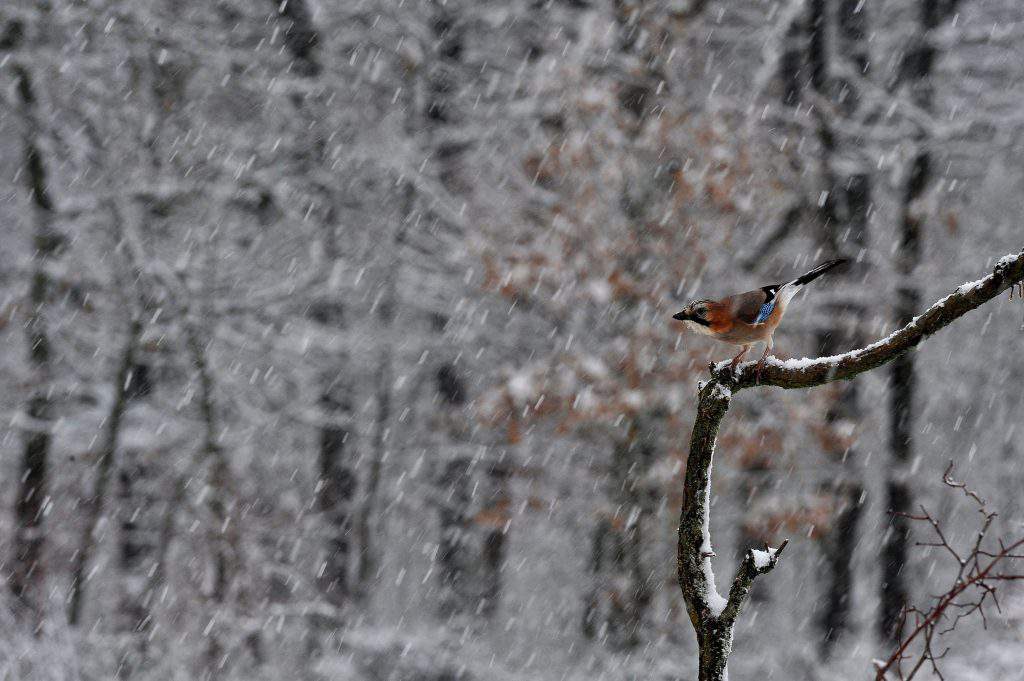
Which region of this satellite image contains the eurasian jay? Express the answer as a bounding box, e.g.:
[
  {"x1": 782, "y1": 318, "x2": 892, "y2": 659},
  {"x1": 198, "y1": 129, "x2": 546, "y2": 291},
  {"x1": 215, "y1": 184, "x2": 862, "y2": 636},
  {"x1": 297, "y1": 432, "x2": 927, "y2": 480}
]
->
[{"x1": 672, "y1": 259, "x2": 847, "y2": 380}]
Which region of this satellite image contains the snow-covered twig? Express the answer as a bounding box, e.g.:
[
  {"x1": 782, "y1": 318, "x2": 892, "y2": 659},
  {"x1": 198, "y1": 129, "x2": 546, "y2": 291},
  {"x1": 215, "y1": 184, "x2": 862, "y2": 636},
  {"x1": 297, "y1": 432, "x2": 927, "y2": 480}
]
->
[{"x1": 713, "y1": 249, "x2": 1024, "y2": 391}]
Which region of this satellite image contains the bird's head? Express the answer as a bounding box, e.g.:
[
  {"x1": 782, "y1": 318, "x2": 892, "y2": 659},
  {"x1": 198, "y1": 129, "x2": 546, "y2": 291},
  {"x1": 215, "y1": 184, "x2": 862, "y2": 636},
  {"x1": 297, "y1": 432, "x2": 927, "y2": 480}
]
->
[{"x1": 672, "y1": 301, "x2": 712, "y2": 332}]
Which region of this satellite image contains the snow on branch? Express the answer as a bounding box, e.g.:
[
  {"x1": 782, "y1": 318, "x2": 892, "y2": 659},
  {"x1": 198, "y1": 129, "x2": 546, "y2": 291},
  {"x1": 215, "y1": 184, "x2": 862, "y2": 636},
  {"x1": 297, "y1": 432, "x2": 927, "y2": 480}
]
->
[
  {"x1": 676, "y1": 249, "x2": 1024, "y2": 681},
  {"x1": 715, "y1": 249, "x2": 1024, "y2": 391}
]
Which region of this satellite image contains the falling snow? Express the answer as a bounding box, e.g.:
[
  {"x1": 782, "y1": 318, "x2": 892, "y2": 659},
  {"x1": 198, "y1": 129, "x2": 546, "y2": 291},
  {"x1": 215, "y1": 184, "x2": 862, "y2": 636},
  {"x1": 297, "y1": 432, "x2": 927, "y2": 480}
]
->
[{"x1": 0, "y1": 1, "x2": 1022, "y2": 681}]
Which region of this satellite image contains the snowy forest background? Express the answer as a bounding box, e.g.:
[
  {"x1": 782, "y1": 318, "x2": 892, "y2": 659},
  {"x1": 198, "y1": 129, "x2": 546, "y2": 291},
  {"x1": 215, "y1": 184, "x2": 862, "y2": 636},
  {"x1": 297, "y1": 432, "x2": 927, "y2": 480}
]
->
[{"x1": 1, "y1": 0, "x2": 1022, "y2": 679}]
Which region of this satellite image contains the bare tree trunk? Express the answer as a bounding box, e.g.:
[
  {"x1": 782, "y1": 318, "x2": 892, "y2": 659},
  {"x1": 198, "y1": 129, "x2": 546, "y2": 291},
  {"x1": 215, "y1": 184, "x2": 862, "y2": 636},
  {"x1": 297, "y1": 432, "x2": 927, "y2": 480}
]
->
[
  {"x1": 125, "y1": 474, "x2": 183, "y2": 677},
  {"x1": 437, "y1": 454, "x2": 473, "y2": 620},
  {"x1": 315, "y1": 386, "x2": 356, "y2": 610},
  {"x1": 880, "y1": 0, "x2": 958, "y2": 643},
  {"x1": 479, "y1": 456, "x2": 511, "y2": 618},
  {"x1": 816, "y1": 323, "x2": 867, "y2": 657},
  {"x1": 804, "y1": 0, "x2": 874, "y2": 654},
  {"x1": 187, "y1": 328, "x2": 234, "y2": 678},
  {"x1": 356, "y1": 179, "x2": 413, "y2": 594},
  {"x1": 582, "y1": 518, "x2": 610, "y2": 639},
  {"x1": 584, "y1": 419, "x2": 656, "y2": 647},
  {"x1": 68, "y1": 318, "x2": 142, "y2": 626},
  {"x1": 733, "y1": 411, "x2": 775, "y2": 604},
  {"x1": 308, "y1": 300, "x2": 355, "y2": 624},
  {"x1": 270, "y1": 0, "x2": 319, "y2": 77},
  {"x1": 9, "y1": 62, "x2": 61, "y2": 628},
  {"x1": 433, "y1": 363, "x2": 478, "y2": 620},
  {"x1": 356, "y1": 341, "x2": 390, "y2": 592},
  {"x1": 581, "y1": 0, "x2": 668, "y2": 646},
  {"x1": 417, "y1": 3, "x2": 478, "y2": 622},
  {"x1": 115, "y1": 449, "x2": 162, "y2": 679}
]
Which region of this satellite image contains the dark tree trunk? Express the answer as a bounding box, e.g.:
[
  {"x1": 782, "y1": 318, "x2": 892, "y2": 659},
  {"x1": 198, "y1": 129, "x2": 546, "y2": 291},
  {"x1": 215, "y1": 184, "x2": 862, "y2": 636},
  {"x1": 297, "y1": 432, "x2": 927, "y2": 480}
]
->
[
  {"x1": 68, "y1": 319, "x2": 142, "y2": 626},
  {"x1": 426, "y1": 1, "x2": 464, "y2": 128},
  {"x1": 479, "y1": 457, "x2": 511, "y2": 618},
  {"x1": 582, "y1": 519, "x2": 609, "y2": 639},
  {"x1": 582, "y1": 419, "x2": 656, "y2": 648},
  {"x1": 819, "y1": 481, "x2": 864, "y2": 653},
  {"x1": 880, "y1": 0, "x2": 958, "y2": 643},
  {"x1": 778, "y1": 5, "x2": 806, "y2": 106},
  {"x1": 308, "y1": 300, "x2": 355, "y2": 620},
  {"x1": 424, "y1": 5, "x2": 475, "y2": 620},
  {"x1": 807, "y1": 0, "x2": 872, "y2": 656},
  {"x1": 9, "y1": 63, "x2": 61, "y2": 628},
  {"x1": 426, "y1": 0, "x2": 467, "y2": 199},
  {"x1": 434, "y1": 363, "x2": 479, "y2": 620},
  {"x1": 187, "y1": 328, "x2": 235, "y2": 678},
  {"x1": 735, "y1": 424, "x2": 774, "y2": 604},
  {"x1": 116, "y1": 449, "x2": 161, "y2": 679},
  {"x1": 356, "y1": 180, "x2": 413, "y2": 595},
  {"x1": 437, "y1": 455, "x2": 473, "y2": 619},
  {"x1": 816, "y1": 315, "x2": 867, "y2": 656},
  {"x1": 768, "y1": 0, "x2": 873, "y2": 652},
  {"x1": 355, "y1": 342, "x2": 390, "y2": 592},
  {"x1": 270, "y1": 0, "x2": 320, "y2": 76},
  {"x1": 579, "y1": 0, "x2": 667, "y2": 647},
  {"x1": 316, "y1": 389, "x2": 356, "y2": 608}
]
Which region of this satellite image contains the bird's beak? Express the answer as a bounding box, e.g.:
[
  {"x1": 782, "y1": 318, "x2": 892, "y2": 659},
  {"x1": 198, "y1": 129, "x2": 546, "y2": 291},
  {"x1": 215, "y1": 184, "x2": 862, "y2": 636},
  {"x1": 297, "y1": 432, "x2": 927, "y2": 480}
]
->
[{"x1": 672, "y1": 310, "x2": 689, "y2": 322}]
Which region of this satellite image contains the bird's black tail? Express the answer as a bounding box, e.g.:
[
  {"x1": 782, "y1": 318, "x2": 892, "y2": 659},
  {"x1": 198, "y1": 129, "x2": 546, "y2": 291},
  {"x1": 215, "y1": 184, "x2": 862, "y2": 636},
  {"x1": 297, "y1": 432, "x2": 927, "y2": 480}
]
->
[{"x1": 791, "y1": 259, "x2": 847, "y2": 287}]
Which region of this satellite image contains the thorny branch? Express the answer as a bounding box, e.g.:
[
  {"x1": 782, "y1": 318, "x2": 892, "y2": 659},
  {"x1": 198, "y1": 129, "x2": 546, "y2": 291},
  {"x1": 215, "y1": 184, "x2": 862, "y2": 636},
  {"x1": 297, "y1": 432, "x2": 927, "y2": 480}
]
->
[
  {"x1": 677, "y1": 250, "x2": 1024, "y2": 681},
  {"x1": 874, "y1": 465, "x2": 1024, "y2": 681}
]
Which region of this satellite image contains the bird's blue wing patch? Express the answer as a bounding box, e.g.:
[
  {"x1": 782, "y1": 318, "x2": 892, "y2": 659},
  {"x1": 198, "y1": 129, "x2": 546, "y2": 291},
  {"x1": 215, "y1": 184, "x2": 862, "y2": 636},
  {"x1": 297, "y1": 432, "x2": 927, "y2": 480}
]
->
[{"x1": 753, "y1": 301, "x2": 775, "y2": 324}]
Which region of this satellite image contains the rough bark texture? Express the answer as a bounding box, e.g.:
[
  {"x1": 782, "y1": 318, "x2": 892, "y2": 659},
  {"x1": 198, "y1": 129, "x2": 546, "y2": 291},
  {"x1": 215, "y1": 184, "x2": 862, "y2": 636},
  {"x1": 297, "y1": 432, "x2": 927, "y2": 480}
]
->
[
  {"x1": 677, "y1": 251, "x2": 1024, "y2": 681},
  {"x1": 678, "y1": 381, "x2": 788, "y2": 680},
  {"x1": 713, "y1": 252, "x2": 1024, "y2": 391}
]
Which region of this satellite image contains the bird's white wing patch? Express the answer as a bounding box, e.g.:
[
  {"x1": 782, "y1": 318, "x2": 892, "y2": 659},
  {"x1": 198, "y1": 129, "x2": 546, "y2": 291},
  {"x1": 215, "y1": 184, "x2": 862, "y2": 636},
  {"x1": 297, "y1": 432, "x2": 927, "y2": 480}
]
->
[{"x1": 776, "y1": 282, "x2": 802, "y2": 306}]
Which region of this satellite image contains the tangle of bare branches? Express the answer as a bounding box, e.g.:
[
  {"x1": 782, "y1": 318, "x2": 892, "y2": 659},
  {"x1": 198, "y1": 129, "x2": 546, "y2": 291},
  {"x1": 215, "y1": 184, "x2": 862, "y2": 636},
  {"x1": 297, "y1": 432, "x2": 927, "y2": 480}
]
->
[{"x1": 873, "y1": 464, "x2": 1024, "y2": 681}]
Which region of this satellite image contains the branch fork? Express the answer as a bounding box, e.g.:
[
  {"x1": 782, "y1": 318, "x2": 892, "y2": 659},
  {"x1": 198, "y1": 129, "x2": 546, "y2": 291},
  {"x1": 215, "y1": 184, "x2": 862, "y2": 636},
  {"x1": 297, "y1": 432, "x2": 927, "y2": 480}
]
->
[{"x1": 676, "y1": 250, "x2": 1024, "y2": 681}]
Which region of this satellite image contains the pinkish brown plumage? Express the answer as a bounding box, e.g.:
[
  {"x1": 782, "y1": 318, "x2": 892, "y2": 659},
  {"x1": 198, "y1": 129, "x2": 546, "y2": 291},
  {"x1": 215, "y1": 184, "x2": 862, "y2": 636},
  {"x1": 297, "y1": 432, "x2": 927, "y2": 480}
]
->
[{"x1": 672, "y1": 259, "x2": 846, "y2": 380}]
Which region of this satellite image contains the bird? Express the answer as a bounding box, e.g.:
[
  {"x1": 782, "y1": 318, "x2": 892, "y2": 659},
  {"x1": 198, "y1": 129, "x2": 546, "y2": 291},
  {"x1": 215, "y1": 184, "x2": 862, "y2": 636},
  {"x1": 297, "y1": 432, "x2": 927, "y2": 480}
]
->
[{"x1": 671, "y1": 259, "x2": 847, "y2": 381}]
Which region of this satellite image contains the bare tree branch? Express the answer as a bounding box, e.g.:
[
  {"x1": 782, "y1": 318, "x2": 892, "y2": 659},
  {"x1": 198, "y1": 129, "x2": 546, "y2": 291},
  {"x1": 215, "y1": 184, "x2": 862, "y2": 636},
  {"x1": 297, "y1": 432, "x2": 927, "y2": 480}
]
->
[
  {"x1": 874, "y1": 467, "x2": 1024, "y2": 681},
  {"x1": 677, "y1": 249, "x2": 1024, "y2": 681},
  {"x1": 716, "y1": 250, "x2": 1024, "y2": 391}
]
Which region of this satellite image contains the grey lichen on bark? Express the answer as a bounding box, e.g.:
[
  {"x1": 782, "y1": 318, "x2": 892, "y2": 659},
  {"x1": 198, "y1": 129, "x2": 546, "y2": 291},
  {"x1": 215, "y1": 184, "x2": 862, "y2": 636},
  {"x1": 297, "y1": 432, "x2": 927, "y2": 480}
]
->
[{"x1": 676, "y1": 250, "x2": 1023, "y2": 681}]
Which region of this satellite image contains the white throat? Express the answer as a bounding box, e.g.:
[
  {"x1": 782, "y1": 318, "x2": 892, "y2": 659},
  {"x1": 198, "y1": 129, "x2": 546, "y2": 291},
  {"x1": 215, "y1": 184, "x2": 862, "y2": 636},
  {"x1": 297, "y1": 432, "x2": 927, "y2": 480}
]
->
[{"x1": 683, "y1": 319, "x2": 716, "y2": 336}]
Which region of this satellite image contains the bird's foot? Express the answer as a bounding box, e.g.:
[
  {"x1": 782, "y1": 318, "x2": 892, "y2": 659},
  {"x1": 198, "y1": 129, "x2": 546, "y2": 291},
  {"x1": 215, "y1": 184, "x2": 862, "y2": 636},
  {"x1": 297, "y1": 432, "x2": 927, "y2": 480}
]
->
[{"x1": 755, "y1": 355, "x2": 772, "y2": 384}]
